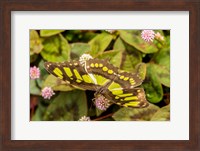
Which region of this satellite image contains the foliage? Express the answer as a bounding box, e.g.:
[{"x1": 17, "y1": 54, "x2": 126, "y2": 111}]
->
[{"x1": 30, "y1": 30, "x2": 170, "y2": 121}]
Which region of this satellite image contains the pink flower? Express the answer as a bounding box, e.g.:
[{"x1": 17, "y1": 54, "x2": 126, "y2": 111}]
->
[
  {"x1": 94, "y1": 94, "x2": 110, "y2": 111},
  {"x1": 141, "y1": 30, "x2": 155, "y2": 42},
  {"x1": 41, "y1": 87, "x2": 55, "y2": 99},
  {"x1": 30, "y1": 66, "x2": 40, "y2": 79}
]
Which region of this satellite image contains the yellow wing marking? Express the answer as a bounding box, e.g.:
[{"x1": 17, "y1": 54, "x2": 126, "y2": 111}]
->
[
  {"x1": 73, "y1": 69, "x2": 83, "y2": 80},
  {"x1": 123, "y1": 77, "x2": 129, "y2": 81},
  {"x1": 102, "y1": 66, "x2": 108, "y2": 72},
  {"x1": 95, "y1": 63, "x2": 99, "y2": 68},
  {"x1": 90, "y1": 63, "x2": 95, "y2": 67},
  {"x1": 93, "y1": 74, "x2": 110, "y2": 86},
  {"x1": 82, "y1": 75, "x2": 94, "y2": 84},
  {"x1": 76, "y1": 79, "x2": 82, "y2": 83},
  {"x1": 108, "y1": 82, "x2": 123, "y2": 95},
  {"x1": 63, "y1": 67, "x2": 73, "y2": 78},
  {"x1": 53, "y1": 68, "x2": 63, "y2": 79},
  {"x1": 108, "y1": 70, "x2": 113, "y2": 74},
  {"x1": 123, "y1": 102, "x2": 140, "y2": 107},
  {"x1": 129, "y1": 78, "x2": 135, "y2": 85},
  {"x1": 119, "y1": 75, "x2": 124, "y2": 79},
  {"x1": 124, "y1": 96, "x2": 138, "y2": 101},
  {"x1": 99, "y1": 63, "x2": 103, "y2": 67},
  {"x1": 115, "y1": 96, "x2": 120, "y2": 99},
  {"x1": 118, "y1": 93, "x2": 133, "y2": 97}
]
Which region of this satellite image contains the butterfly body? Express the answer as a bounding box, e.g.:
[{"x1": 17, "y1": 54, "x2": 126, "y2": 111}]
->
[{"x1": 44, "y1": 58, "x2": 148, "y2": 108}]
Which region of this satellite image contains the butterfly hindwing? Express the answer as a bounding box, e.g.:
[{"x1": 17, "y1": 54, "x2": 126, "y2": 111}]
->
[
  {"x1": 113, "y1": 88, "x2": 148, "y2": 108},
  {"x1": 100, "y1": 80, "x2": 148, "y2": 108}
]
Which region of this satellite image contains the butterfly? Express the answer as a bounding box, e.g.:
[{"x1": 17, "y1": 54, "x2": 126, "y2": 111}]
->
[{"x1": 44, "y1": 58, "x2": 149, "y2": 108}]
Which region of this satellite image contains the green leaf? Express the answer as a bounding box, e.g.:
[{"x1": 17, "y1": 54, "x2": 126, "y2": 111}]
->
[
  {"x1": 112, "y1": 103, "x2": 160, "y2": 121},
  {"x1": 142, "y1": 63, "x2": 163, "y2": 103},
  {"x1": 113, "y1": 37, "x2": 126, "y2": 51},
  {"x1": 150, "y1": 63, "x2": 170, "y2": 87},
  {"x1": 31, "y1": 98, "x2": 47, "y2": 121},
  {"x1": 36, "y1": 60, "x2": 49, "y2": 88},
  {"x1": 119, "y1": 30, "x2": 158, "y2": 54},
  {"x1": 41, "y1": 34, "x2": 70, "y2": 62},
  {"x1": 152, "y1": 47, "x2": 170, "y2": 69},
  {"x1": 43, "y1": 90, "x2": 88, "y2": 121},
  {"x1": 96, "y1": 108, "x2": 104, "y2": 117},
  {"x1": 151, "y1": 47, "x2": 170, "y2": 87},
  {"x1": 151, "y1": 104, "x2": 170, "y2": 121},
  {"x1": 120, "y1": 51, "x2": 142, "y2": 72},
  {"x1": 30, "y1": 80, "x2": 41, "y2": 95},
  {"x1": 43, "y1": 75, "x2": 75, "y2": 91},
  {"x1": 89, "y1": 33, "x2": 113, "y2": 57},
  {"x1": 40, "y1": 30, "x2": 65, "y2": 37},
  {"x1": 113, "y1": 37, "x2": 142, "y2": 72},
  {"x1": 30, "y1": 30, "x2": 43, "y2": 54},
  {"x1": 135, "y1": 63, "x2": 147, "y2": 81},
  {"x1": 97, "y1": 50, "x2": 123, "y2": 68},
  {"x1": 70, "y1": 43, "x2": 91, "y2": 59}
]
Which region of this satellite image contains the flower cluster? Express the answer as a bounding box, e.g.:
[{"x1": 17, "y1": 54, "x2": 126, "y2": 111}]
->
[
  {"x1": 41, "y1": 87, "x2": 55, "y2": 99},
  {"x1": 94, "y1": 94, "x2": 110, "y2": 111},
  {"x1": 30, "y1": 66, "x2": 40, "y2": 79},
  {"x1": 141, "y1": 30, "x2": 155, "y2": 42},
  {"x1": 79, "y1": 116, "x2": 91, "y2": 121},
  {"x1": 79, "y1": 54, "x2": 93, "y2": 66}
]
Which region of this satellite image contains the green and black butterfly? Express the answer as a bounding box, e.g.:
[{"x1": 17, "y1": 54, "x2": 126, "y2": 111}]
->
[{"x1": 44, "y1": 58, "x2": 149, "y2": 108}]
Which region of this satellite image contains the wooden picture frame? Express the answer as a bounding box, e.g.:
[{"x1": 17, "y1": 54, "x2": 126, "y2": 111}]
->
[{"x1": 0, "y1": 0, "x2": 199, "y2": 150}]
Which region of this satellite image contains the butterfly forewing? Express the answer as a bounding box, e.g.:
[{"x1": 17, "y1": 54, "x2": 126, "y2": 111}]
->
[
  {"x1": 86, "y1": 59, "x2": 145, "y2": 89},
  {"x1": 44, "y1": 61, "x2": 101, "y2": 91}
]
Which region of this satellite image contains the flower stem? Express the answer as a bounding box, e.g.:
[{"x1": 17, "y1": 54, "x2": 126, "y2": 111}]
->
[{"x1": 93, "y1": 113, "x2": 114, "y2": 121}]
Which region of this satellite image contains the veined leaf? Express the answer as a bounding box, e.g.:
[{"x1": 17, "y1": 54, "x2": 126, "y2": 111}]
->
[
  {"x1": 43, "y1": 75, "x2": 75, "y2": 91},
  {"x1": 152, "y1": 47, "x2": 170, "y2": 70},
  {"x1": 119, "y1": 30, "x2": 158, "y2": 54},
  {"x1": 150, "y1": 63, "x2": 170, "y2": 87},
  {"x1": 97, "y1": 50, "x2": 123, "y2": 68},
  {"x1": 113, "y1": 37, "x2": 126, "y2": 51},
  {"x1": 30, "y1": 30, "x2": 43, "y2": 54},
  {"x1": 43, "y1": 91, "x2": 88, "y2": 121},
  {"x1": 120, "y1": 51, "x2": 142, "y2": 72},
  {"x1": 30, "y1": 80, "x2": 41, "y2": 95},
  {"x1": 41, "y1": 34, "x2": 70, "y2": 62},
  {"x1": 40, "y1": 30, "x2": 65, "y2": 37},
  {"x1": 142, "y1": 63, "x2": 163, "y2": 103},
  {"x1": 70, "y1": 43, "x2": 91, "y2": 59},
  {"x1": 112, "y1": 103, "x2": 159, "y2": 121},
  {"x1": 36, "y1": 60, "x2": 49, "y2": 88},
  {"x1": 151, "y1": 104, "x2": 170, "y2": 121},
  {"x1": 89, "y1": 33, "x2": 113, "y2": 56}
]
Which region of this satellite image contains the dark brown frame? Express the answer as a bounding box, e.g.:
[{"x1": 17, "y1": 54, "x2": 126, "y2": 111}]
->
[{"x1": 0, "y1": 0, "x2": 200, "y2": 151}]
